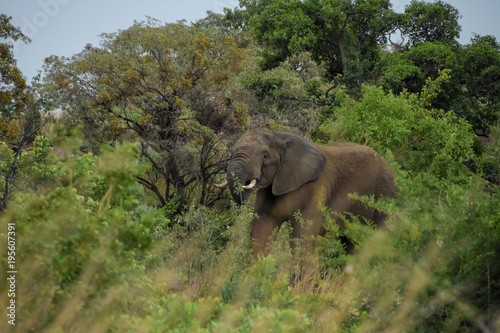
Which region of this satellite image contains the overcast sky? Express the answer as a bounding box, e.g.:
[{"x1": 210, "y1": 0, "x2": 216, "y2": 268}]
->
[{"x1": 3, "y1": 0, "x2": 500, "y2": 81}]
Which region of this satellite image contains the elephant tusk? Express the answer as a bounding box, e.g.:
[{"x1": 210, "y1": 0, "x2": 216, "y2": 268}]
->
[
  {"x1": 242, "y1": 179, "x2": 257, "y2": 189},
  {"x1": 214, "y1": 181, "x2": 228, "y2": 188}
]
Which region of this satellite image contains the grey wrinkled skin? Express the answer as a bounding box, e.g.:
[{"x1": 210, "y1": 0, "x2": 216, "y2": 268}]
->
[{"x1": 224, "y1": 129, "x2": 398, "y2": 256}]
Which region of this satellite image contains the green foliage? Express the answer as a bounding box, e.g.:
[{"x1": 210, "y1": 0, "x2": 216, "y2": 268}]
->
[
  {"x1": 0, "y1": 141, "x2": 14, "y2": 174},
  {"x1": 0, "y1": 139, "x2": 168, "y2": 331},
  {"x1": 400, "y1": 0, "x2": 461, "y2": 47},
  {"x1": 19, "y1": 136, "x2": 65, "y2": 191},
  {"x1": 230, "y1": 0, "x2": 396, "y2": 84},
  {"x1": 315, "y1": 77, "x2": 475, "y2": 184},
  {"x1": 376, "y1": 51, "x2": 423, "y2": 94},
  {"x1": 241, "y1": 74, "x2": 285, "y2": 100},
  {"x1": 378, "y1": 36, "x2": 500, "y2": 136},
  {"x1": 457, "y1": 34, "x2": 500, "y2": 136},
  {"x1": 378, "y1": 41, "x2": 460, "y2": 100}
]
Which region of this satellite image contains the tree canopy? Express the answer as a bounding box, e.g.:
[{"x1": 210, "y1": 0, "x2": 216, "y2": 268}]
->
[
  {"x1": 0, "y1": 14, "x2": 31, "y2": 138},
  {"x1": 44, "y1": 19, "x2": 246, "y2": 208}
]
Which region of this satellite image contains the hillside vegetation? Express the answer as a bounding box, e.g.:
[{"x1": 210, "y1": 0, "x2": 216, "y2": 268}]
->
[{"x1": 1, "y1": 1, "x2": 500, "y2": 331}]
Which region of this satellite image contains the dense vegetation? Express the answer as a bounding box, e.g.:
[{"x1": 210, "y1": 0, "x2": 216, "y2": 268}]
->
[{"x1": 1, "y1": 0, "x2": 499, "y2": 331}]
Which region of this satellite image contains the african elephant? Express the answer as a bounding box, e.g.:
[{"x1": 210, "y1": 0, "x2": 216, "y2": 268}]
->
[{"x1": 218, "y1": 130, "x2": 397, "y2": 256}]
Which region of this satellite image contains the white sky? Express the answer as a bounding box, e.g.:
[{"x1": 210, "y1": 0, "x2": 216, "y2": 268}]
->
[{"x1": 2, "y1": 0, "x2": 499, "y2": 81}]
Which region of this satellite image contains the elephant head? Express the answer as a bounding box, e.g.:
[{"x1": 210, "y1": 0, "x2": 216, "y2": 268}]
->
[{"x1": 224, "y1": 130, "x2": 326, "y2": 204}]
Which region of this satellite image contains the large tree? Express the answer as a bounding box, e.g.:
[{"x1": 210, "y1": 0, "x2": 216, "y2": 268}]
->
[
  {"x1": 0, "y1": 14, "x2": 31, "y2": 139},
  {"x1": 44, "y1": 19, "x2": 246, "y2": 209},
  {"x1": 399, "y1": 0, "x2": 461, "y2": 48},
  {"x1": 227, "y1": 0, "x2": 396, "y2": 85},
  {"x1": 0, "y1": 14, "x2": 50, "y2": 210}
]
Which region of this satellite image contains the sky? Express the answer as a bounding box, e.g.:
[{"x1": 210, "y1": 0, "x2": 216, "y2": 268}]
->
[{"x1": 2, "y1": 0, "x2": 500, "y2": 81}]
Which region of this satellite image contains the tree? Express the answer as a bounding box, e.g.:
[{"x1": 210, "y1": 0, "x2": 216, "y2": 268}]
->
[
  {"x1": 0, "y1": 14, "x2": 31, "y2": 139},
  {"x1": 377, "y1": 41, "x2": 462, "y2": 111},
  {"x1": 377, "y1": 36, "x2": 500, "y2": 137},
  {"x1": 0, "y1": 14, "x2": 49, "y2": 211},
  {"x1": 399, "y1": 0, "x2": 461, "y2": 47},
  {"x1": 227, "y1": 0, "x2": 397, "y2": 86},
  {"x1": 43, "y1": 19, "x2": 246, "y2": 209},
  {"x1": 457, "y1": 34, "x2": 500, "y2": 136}
]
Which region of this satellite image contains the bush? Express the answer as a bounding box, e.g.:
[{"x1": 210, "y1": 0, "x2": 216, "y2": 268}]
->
[{"x1": 314, "y1": 74, "x2": 475, "y2": 185}]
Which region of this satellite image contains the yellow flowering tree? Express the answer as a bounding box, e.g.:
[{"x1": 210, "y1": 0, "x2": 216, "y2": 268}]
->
[{"x1": 44, "y1": 18, "x2": 246, "y2": 208}]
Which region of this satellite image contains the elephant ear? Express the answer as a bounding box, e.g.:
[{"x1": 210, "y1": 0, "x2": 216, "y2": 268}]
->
[{"x1": 272, "y1": 134, "x2": 326, "y2": 196}]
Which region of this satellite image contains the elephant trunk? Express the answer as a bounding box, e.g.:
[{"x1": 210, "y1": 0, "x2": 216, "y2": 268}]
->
[{"x1": 226, "y1": 161, "x2": 253, "y2": 205}]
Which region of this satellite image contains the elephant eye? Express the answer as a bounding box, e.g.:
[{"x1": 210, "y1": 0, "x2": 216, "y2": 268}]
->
[{"x1": 262, "y1": 151, "x2": 270, "y2": 160}]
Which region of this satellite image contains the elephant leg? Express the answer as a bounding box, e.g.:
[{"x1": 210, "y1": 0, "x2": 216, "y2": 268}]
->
[
  {"x1": 289, "y1": 209, "x2": 325, "y2": 256},
  {"x1": 250, "y1": 216, "x2": 281, "y2": 257},
  {"x1": 288, "y1": 212, "x2": 323, "y2": 280}
]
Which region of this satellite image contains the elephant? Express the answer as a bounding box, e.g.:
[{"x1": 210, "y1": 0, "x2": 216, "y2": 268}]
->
[{"x1": 217, "y1": 129, "x2": 397, "y2": 256}]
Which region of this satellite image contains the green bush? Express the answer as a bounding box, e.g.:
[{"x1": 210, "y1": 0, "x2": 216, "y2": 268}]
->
[{"x1": 314, "y1": 74, "x2": 475, "y2": 185}]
